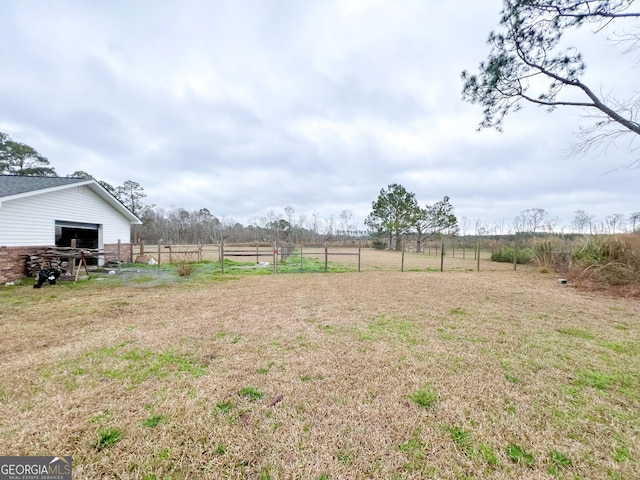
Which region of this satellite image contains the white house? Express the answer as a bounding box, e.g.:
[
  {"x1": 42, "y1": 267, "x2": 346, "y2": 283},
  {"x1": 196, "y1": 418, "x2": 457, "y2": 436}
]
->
[{"x1": 0, "y1": 175, "x2": 141, "y2": 283}]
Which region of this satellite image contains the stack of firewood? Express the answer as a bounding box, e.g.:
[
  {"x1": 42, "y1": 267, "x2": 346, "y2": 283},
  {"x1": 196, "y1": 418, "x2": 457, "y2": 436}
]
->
[
  {"x1": 26, "y1": 251, "x2": 67, "y2": 278},
  {"x1": 25, "y1": 247, "x2": 101, "y2": 277}
]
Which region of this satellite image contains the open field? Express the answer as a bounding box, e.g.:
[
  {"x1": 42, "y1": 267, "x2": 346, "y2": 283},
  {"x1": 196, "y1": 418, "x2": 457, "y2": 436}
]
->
[
  {"x1": 142, "y1": 245, "x2": 514, "y2": 273},
  {"x1": 1, "y1": 251, "x2": 639, "y2": 479}
]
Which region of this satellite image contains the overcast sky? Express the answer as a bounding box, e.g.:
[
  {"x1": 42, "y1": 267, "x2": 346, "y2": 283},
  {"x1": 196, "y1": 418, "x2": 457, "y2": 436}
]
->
[{"x1": 1, "y1": 0, "x2": 638, "y2": 233}]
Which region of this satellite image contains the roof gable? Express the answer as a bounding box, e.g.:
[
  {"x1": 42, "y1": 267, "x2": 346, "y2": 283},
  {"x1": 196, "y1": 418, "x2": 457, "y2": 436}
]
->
[{"x1": 0, "y1": 175, "x2": 142, "y2": 224}]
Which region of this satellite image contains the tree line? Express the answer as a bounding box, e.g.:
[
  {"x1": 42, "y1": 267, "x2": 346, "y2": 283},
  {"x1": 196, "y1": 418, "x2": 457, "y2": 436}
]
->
[{"x1": 138, "y1": 206, "x2": 366, "y2": 245}]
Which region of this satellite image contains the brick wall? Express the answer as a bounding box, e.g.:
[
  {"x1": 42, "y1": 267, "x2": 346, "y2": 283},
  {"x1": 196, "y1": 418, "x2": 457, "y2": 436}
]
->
[
  {"x1": 104, "y1": 242, "x2": 133, "y2": 263},
  {"x1": 0, "y1": 243, "x2": 135, "y2": 284},
  {"x1": 0, "y1": 245, "x2": 48, "y2": 284}
]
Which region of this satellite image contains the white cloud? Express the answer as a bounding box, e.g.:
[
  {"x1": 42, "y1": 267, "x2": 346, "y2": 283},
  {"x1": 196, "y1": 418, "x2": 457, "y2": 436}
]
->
[{"x1": 0, "y1": 0, "x2": 638, "y2": 230}]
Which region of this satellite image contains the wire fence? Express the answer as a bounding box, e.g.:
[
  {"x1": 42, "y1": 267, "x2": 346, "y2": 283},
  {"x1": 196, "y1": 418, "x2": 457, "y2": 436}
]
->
[{"x1": 132, "y1": 241, "x2": 519, "y2": 273}]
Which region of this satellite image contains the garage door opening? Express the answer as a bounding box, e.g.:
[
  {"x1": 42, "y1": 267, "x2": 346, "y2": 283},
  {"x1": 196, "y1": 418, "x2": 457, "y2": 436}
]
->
[{"x1": 55, "y1": 221, "x2": 103, "y2": 265}]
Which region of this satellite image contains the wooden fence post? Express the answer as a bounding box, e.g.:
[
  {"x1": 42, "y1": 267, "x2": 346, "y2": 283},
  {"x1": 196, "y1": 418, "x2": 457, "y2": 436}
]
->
[
  {"x1": 401, "y1": 242, "x2": 405, "y2": 272},
  {"x1": 476, "y1": 241, "x2": 480, "y2": 271},
  {"x1": 273, "y1": 241, "x2": 277, "y2": 273},
  {"x1": 300, "y1": 245, "x2": 303, "y2": 271},
  {"x1": 70, "y1": 239, "x2": 77, "y2": 275},
  {"x1": 358, "y1": 242, "x2": 361, "y2": 273},
  {"x1": 157, "y1": 240, "x2": 162, "y2": 272},
  {"x1": 221, "y1": 239, "x2": 225, "y2": 274},
  {"x1": 513, "y1": 234, "x2": 518, "y2": 271},
  {"x1": 117, "y1": 239, "x2": 121, "y2": 265},
  {"x1": 324, "y1": 243, "x2": 328, "y2": 272},
  {"x1": 440, "y1": 241, "x2": 445, "y2": 272}
]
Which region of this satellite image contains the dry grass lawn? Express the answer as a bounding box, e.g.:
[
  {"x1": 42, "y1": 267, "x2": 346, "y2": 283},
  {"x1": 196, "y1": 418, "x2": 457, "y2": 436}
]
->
[{"x1": 1, "y1": 249, "x2": 639, "y2": 479}]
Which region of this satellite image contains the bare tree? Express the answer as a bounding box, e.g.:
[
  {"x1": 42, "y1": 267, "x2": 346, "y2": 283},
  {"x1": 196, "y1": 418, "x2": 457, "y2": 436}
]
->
[
  {"x1": 606, "y1": 213, "x2": 626, "y2": 233},
  {"x1": 630, "y1": 211, "x2": 640, "y2": 232},
  {"x1": 460, "y1": 216, "x2": 471, "y2": 236},
  {"x1": 283, "y1": 206, "x2": 295, "y2": 242},
  {"x1": 512, "y1": 213, "x2": 526, "y2": 234},
  {"x1": 572, "y1": 209, "x2": 595, "y2": 234},
  {"x1": 339, "y1": 210, "x2": 354, "y2": 239},
  {"x1": 311, "y1": 211, "x2": 322, "y2": 243},
  {"x1": 517, "y1": 208, "x2": 548, "y2": 233},
  {"x1": 475, "y1": 218, "x2": 489, "y2": 236}
]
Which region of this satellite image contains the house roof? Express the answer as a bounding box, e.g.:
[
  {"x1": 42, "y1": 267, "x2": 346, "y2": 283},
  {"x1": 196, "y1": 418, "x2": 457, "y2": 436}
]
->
[
  {"x1": 0, "y1": 176, "x2": 86, "y2": 197},
  {"x1": 0, "y1": 175, "x2": 142, "y2": 224}
]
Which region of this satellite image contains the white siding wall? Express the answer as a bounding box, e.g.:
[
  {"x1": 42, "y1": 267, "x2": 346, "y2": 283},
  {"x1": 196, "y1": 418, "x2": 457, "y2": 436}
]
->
[{"x1": 0, "y1": 186, "x2": 132, "y2": 247}]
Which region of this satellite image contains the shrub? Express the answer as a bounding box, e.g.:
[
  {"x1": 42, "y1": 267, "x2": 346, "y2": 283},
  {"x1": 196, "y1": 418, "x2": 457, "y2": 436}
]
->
[
  {"x1": 491, "y1": 246, "x2": 533, "y2": 264},
  {"x1": 172, "y1": 252, "x2": 199, "y2": 277},
  {"x1": 570, "y1": 234, "x2": 640, "y2": 286},
  {"x1": 372, "y1": 238, "x2": 388, "y2": 250}
]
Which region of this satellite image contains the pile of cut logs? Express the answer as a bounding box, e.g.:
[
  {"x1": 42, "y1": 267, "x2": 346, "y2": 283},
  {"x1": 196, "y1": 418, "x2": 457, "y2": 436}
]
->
[{"x1": 26, "y1": 247, "x2": 103, "y2": 277}]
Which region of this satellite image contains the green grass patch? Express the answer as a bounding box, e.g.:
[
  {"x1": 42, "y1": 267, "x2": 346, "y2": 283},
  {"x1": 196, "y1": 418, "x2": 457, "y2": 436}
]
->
[
  {"x1": 156, "y1": 446, "x2": 170, "y2": 460},
  {"x1": 335, "y1": 448, "x2": 354, "y2": 466},
  {"x1": 575, "y1": 368, "x2": 636, "y2": 394},
  {"x1": 277, "y1": 251, "x2": 354, "y2": 273},
  {"x1": 505, "y1": 443, "x2": 535, "y2": 467},
  {"x1": 599, "y1": 341, "x2": 638, "y2": 355},
  {"x1": 547, "y1": 449, "x2": 572, "y2": 476},
  {"x1": 256, "y1": 362, "x2": 275, "y2": 375},
  {"x1": 612, "y1": 436, "x2": 630, "y2": 463},
  {"x1": 238, "y1": 386, "x2": 264, "y2": 402},
  {"x1": 87, "y1": 410, "x2": 113, "y2": 424},
  {"x1": 141, "y1": 414, "x2": 164, "y2": 428},
  {"x1": 54, "y1": 344, "x2": 208, "y2": 389},
  {"x1": 504, "y1": 373, "x2": 522, "y2": 384},
  {"x1": 216, "y1": 400, "x2": 235, "y2": 413},
  {"x1": 399, "y1": 436, "x2": 427, "y2": 460},
  {"x1": 447, "y1": 426, "x2": 473, "y2": 454},
  {"x1": 408, "y1": 384, "x2": 439, "y2": 409},
  {"x1": 478, "y1": 443, "x2": 499, "y2": 466},
  {"x1": 94, "y1": 427, "x2": 123, "y2": 450},
  {"x1": 357, "y1": 314, "x2": 417, "y2": 344},
  {"x1": 557, "y1": 327, "x2": 595, "y2": 339}
]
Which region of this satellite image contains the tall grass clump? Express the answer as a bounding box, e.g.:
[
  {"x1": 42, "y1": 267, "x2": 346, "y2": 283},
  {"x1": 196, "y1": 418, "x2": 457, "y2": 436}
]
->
[
  {"x1": 570, "y1": 234, "x2": 640, "y2": 286},
  {"x1": 491, "y1": 246, "x2": 533, "y2": 264},
  {"x1": 172, "y1": 252, "x2": 199, "y2": 277},
  {"x1": 533, "y1": 238, "x2": 571, "y2": 271}
]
